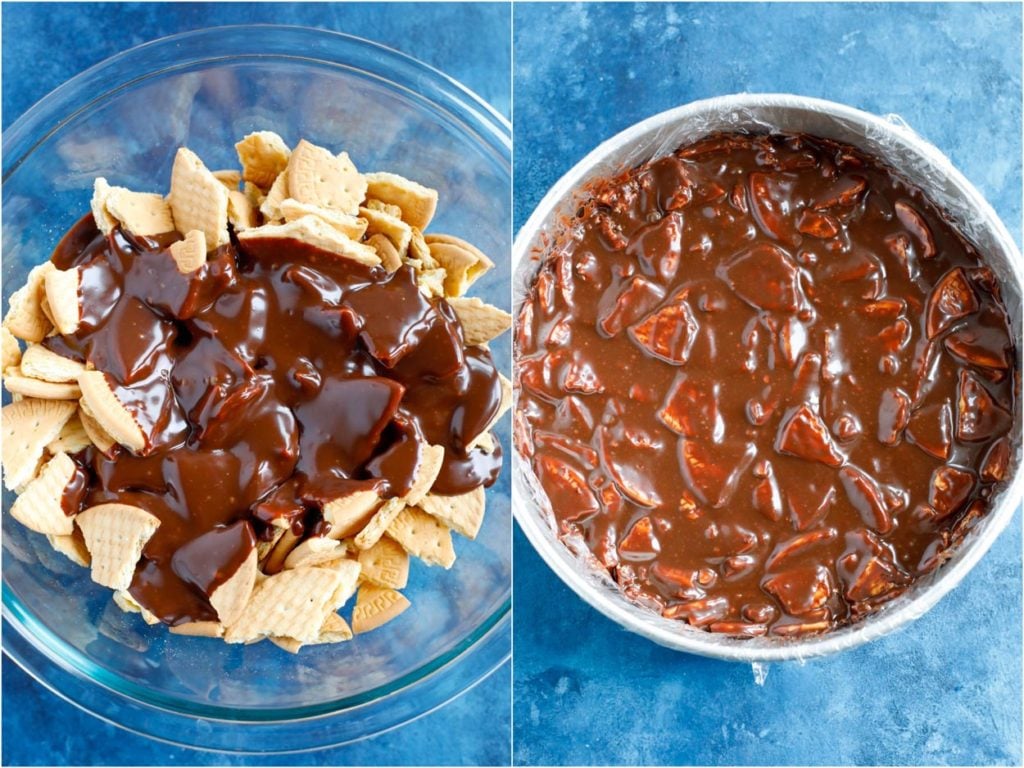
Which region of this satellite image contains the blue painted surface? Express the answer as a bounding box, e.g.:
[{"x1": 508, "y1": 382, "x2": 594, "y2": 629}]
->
[
  {"x1": 1, "y1": 3, "x2": 510, "y2": 765},
  {"x1": 513, "y1": 3, "x2": 1022, "y2": 766}
]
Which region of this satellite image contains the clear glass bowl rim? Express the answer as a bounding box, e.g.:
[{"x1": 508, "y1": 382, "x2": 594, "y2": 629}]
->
[{"x1": 2, "y1": 23, "x2": 511, "y2": 747}]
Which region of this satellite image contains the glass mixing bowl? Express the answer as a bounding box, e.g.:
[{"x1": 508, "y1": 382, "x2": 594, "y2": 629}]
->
[{"x1": 2, "y1": 25, "x2": 510, "y2": 752}]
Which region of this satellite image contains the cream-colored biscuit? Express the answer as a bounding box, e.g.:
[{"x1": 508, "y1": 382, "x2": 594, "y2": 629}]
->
[
  {"x1": 20, "y1": 345, "x2": 86, "y2": 383},
  {"x1": 286, "y1": 139, "x2": 367, "y2": 215},
  {"x1": 227, "y1": 190, "x2": 258, "y2": 231},
  {"x1": 386, "y1": 506, "x2": 456, "y2": 569},
  {"x1": 425, "y1": 234, "x2": 494, "y2": 297},
  {"x1": 406, "y1": 444, "x2": 445, "y2": 507},
  {"x1": 169, "y1": 621, "x2": 224, "y2": 637},
  {"x1": 43, "y1": 267, "x2": 81, "y2": 335},
  {"x1": 353, "y1": 497, "x2": 406, "y2": 551},
  {"x1": 169, "y1": 147, "x2": 230, "y2": 250},
  {"x1": 418, "y1": 486, "x2": 486, "y2": 540},
  {"x1": 237, "y1": 215, "x2": 380, "y2": 267},
  {"x1": 9, "y1": 452, "x2": 80, "y2": 535},
  {"x1": 113, "y1": 590, "x2": 160, "y2": 624},
  {"x1": 209, "y1": 549, "x2": 258, "y2": 626},
  {"x1": 416, "y1": 267, "x2": 448, "y2": 299},
  {"x1": 447, "y1": 297, "x2": 513, "y2": 347},
  {"x1": 357, "y1": 535, "x2": 409, "y2": 589},
  {"x1": 367, "y1": 233, "x2": 402, "y2": 273},
  {"x1": 90, "y1": 178, "x2": 118, "y2": 234},
  {"x1": 78, "y1": 370, "x2": 145, "y2": 452},
  {"x1": 223, "y1": 566, "x2": 351, "y2": 643},
  {"x1": 259, "y1": 171, "x2": 288, "y2": 222},
  {"x1": 323, "y1": 490, "x2": 381, "y2": 540},
  {"x1": 169, "y1": 230, "x2": 207, "y2": 274},
  {"x1": 46, "y1": 413, "x2": 92, "y2": 454},
  {"x1": 352, "y1": 583, "x2": 410, "y2": 634},
  {"x1": 283, "y1": 537, "x2": 346, "y2": 569},
  {"x1": 105, "y1": 188, "x2": 175, "y2": 236},
  {"x1": 77, "y1": 503, "x2": 160, "y2": 592},
  {"x1": 279, "y1": 198, "x2": 368, "y2": 240},
  {"x1": 363, "y1": 172, "x2": 438, "y2": 230},
  {"x1": 2, "y1": 326, "x2": 22, "y2": 370},
  {"x1": 359, "y1": 205, "x2": 412, "y2": 257},
  {"x1": 235, "y1": 131, "x2": 291, "y2": 189},
  {"x1": 47, "y1": 527, "x2": 91, "y2": 567},
  {"x1": 78, "y1": 400, "x2": 117, "y2": 456},
  {"x1": 212, "y1": 169, "x2": 242, "y2": 191},
  {"x1": 1, "y1": 399, "x2": 76, "y2": 490},
  {"x1": 255, "y1": 525, "x2": 286, "y2": 565},
  {"x1": 3, "y1": 367, "x2": 81, "y2": 400},
  {"x1": 4, "y1": 262, "x2": 56, "y2": 342}
]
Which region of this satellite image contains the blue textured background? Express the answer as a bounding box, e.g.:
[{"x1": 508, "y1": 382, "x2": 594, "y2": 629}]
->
[
  {"x1": 513, "y1": 3, "x2": 1023, "y2": 766},
  {"x1": 1, "y1": 3, "x2": 510, "y2": 765}
]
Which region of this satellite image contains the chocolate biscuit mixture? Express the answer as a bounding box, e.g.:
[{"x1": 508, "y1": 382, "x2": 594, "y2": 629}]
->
[
  {"x1": 47, "y1": 217, "x2": 504, "y2": 624},
  {"x1": 515, "y1": 132, "x2": 1018, "y2": 637}
]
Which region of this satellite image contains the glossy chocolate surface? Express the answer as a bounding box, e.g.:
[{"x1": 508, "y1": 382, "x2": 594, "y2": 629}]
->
[
  {"x1": 515, "y1": 132, "x2": 1017, "y2": 637},
  {"x1": 49, "y1": 216, "x2": 503, "y2": 624}
]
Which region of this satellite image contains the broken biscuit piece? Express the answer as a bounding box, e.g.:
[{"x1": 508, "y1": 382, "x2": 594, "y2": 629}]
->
[
  {"x1": 48, "y1": 529, "x2": 91, "y2": 568},
  {"x1": 43, "y1": 267, "x2": 81, "y2": 335},
  {"x1": 283, "y1": 537, "x2": 346, "y2": 570},
  {"x1": 77, "y1": 371, "x2": 145, "y2": 453},
  {"x1": 4, "y1": 262, "x2": 56, "y2": 342},
  {"x1": 77, "y1": 503, "x2": 160, "y2": 591},
  {"x1": 1, "y1": 399, "x2": 76, "y2": 490},
  {"x1": 212, "y1": 169, "x2": 242, "y2": 191},
  {"x1": 227, "y1": 190, "x2": 258, "y2": 231},
  {"x1": 238, "y1": 215, "x2": 381, "y2": 267},
  {"x1": 359, "y1": 205, "x2": 412, "y2": 257},
  {"x1": 448, "y1": 297, "x2": 513, "y2": 347},
  {"x1": 91, "y1": 178, "x2": 118, "y2": 234},
  {"x1": 386, "y1": 505, "x2": 456, "y2": 569},
  {"x1": 169, "y1": 229, "x2": 207, "y2": 274},
  {"x1": 47, "y1": 413, "x2": 92, "y2": 454},
  {"x1": 259, "y1": 171, "x2": 289, "y2": 222},
  {"x1": 224, "y1": 565, "x2": 353, "y2": 643},
  {"x1": 425, "y1": 234, "x2": 494, "y2": 297},
  {"x1": 406, "y1": 444, "x2": 445, "y2": 507},
  {"x1": 418, "y1": 487, "x2": 487, "y2": 540},
  {"x1": 3, "y1": 367, "x2": 81, "y2": 400},
  {"x1": 280, "y1": 198, "x2": 369, "y2": 241},
  {"x1": 209, "y1": 549, "x2": 258, "y2": 626},
  {"x1": 286, "y1": 139, "x2": 367, "y2": 216},
  {"x1": 105, "y1": 188, "x2": 175, "y2": 236},
  {"x1": 323, "y1": 490, "x2": 381, "y2": 540},
  {"x1": 235, "y1": 131, "x2": 291, "y2": 189},
  {"x1": 357, "y1": 536, "x2": 410, "y2": 589},
  {"x1": 363, "y1": 171, "x2": 439, "y2": 230},
  {"x1": 367, "y1": 233, "x2": 402, "y2": 273},
  {"x1": 2, "y1": 326, "x2": 22, "y2": 370},
  {"x1": 169, "y1": 621, "x2": 224, "y2": 638},
  {"x1": 169, "y1": 147, "x2": 230, "y2": 250},
  {"x1": 9, "y1": 452, "x2": 81, "y2": 536},
  {"x1": 78, "y1": 400, "x2": 117, "y2": 456},
  {"x1": 354, "y1": 497, "x2": 407, "y2": 551},
  {"x1": 352, "y1": 583, "x2": 410, "y2": 634},
  {"x1": 20, "y1": 345, "x2": 87, "y2": 383}
]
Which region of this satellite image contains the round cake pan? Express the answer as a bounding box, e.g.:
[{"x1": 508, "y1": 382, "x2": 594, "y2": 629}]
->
[{"x1": 511, "y1": 93, "x2": 1023, "y2": 661}]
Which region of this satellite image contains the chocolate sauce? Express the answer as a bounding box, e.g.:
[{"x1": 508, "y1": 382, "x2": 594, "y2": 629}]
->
[
  {"x1": 516, "y1": 132, "x2": 1018, "y2": 636},
  {"x1": 48, "y1": 217, "x2": 503, "y2": 625}
]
